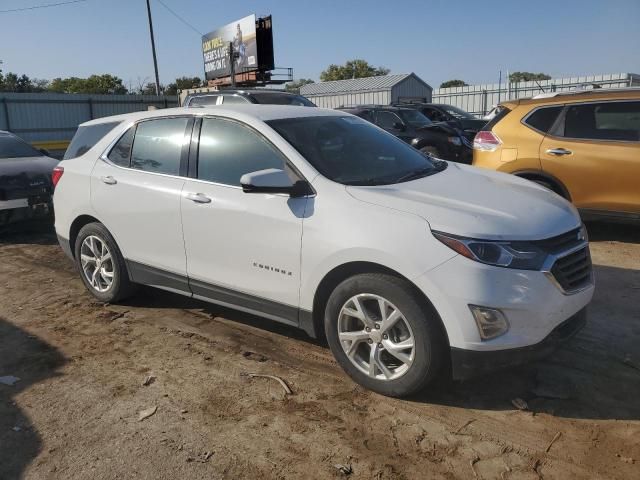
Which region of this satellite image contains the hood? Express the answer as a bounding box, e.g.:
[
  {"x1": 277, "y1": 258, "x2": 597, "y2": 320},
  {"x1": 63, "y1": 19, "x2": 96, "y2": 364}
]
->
[
  {"x1": 346, "y1": 163, "x2": 580, "y2": 241},
  {"x1": 0, "y1": 156, "x2": 58, "y2": 200}
]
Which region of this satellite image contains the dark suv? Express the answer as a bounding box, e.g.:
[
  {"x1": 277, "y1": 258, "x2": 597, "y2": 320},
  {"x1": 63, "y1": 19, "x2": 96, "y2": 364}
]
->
[
  {"x1": 338, "y1": 105, "x2": 473, "y2": 163},
  {"x1": 184, "y1": 89, "x2": 316, "y2": 107},
  {"x1": 395, "y1": 103, "x2": 487, "y2": 143}
]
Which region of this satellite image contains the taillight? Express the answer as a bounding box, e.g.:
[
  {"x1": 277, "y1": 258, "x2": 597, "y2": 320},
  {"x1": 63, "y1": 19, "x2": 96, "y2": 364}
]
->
[
  {"x1": 52, "y1": 166, "x2": 64, "y2": 188},
  {"x1": 473, "y1": 131, "x2": 502, "y2": 151}
]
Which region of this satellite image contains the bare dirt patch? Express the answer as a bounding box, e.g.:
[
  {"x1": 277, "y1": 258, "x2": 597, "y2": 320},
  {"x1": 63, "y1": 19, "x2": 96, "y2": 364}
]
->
[{"x1": 0, "y1": 222, "x2": 638, "y2": 479}]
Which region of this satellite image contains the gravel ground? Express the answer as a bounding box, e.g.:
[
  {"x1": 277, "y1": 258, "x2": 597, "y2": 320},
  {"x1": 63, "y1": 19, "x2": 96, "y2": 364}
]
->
[{"x1": 0, "y1": 221, "x2": 638, "y2": 479}]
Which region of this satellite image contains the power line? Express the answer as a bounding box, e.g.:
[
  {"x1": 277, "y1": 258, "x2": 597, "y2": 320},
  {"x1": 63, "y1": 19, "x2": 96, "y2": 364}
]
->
[
  {"x1": 155, "y1": 0, "x2": 202, "y2": 36},
  {"x1": 0, "y1": 0, "x2": 88, "y2": 14}
]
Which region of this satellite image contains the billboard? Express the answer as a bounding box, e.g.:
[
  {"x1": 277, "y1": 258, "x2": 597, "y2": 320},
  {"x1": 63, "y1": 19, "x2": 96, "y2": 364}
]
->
[{"x1": 202, "y1": 14, "x2": 258, "y2": 81}]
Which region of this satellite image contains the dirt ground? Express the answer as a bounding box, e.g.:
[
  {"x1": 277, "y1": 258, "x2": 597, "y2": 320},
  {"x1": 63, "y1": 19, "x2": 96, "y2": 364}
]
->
[{"x1": 0, "y1": 222, "x2": 638, "y2": 480}]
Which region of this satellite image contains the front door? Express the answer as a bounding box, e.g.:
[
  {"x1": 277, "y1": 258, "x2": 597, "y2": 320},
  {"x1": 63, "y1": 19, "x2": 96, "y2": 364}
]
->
[
  {"x1": 181, "y1": 117, "x2": 308, "y2": 324},
  {"x1": 540, "y1": 100, "x2": 640, "y2": 214},
  {"x1": 91, "y1": 117, "x2": 193, "y2": 285}
]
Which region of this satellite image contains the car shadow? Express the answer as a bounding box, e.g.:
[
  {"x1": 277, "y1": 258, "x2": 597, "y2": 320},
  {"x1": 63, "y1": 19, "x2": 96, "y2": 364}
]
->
[
  {"x1": 0, "y1": 317, "x2": 67, "y2": 480},
  {"x1": 414, "y1": 263, "x2": 640, "y2": 421},
  {"x1": 0, "y1": 221, "x2": 57, "y2": 246},
  {"x1": 585, "y1": 220, "x2": 640, "y2": 244}
]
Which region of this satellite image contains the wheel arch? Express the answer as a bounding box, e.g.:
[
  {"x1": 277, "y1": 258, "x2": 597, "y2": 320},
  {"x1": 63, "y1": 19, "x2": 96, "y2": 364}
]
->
[
  {"x1": 68, "y1": 214, "x2": 102, "y2": 258},
  {"x1": 309, "y1": 261, "x2": 450, "y2": 349},
  {"x1": 513, "y1": 169, "x2": 571, "y2": 200}
]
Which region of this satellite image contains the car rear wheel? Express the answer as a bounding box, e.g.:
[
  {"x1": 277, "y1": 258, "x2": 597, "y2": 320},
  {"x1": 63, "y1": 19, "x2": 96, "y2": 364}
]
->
[
  {"x1": 74, "y1": 222, "x2": 135, "y2": 303},
  {"x1": 324, "y1": 273, "x2": 446, "y2": 397}
]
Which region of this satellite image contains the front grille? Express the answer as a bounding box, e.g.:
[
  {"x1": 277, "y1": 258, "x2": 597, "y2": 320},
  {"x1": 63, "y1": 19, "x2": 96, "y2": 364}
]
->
[
  {"x1": 550, "y1": 246, "x2": 592, "y2": 292},
  {"x1": 535, "y1": 227, "x2": 583, "y2": 254}
]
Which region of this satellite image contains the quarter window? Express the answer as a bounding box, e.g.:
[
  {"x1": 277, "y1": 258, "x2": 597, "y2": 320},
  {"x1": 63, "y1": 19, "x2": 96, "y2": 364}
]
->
[
  {"x1": 130, "y1": 118, "x2": 190, "y2": 175},
  {"x1": 563, "y1": 101, "x2": 640, "y2": 141},
  {"x1": 524, "y1": 106, "x2": 563, "y2": 133},
  {"x1": 107, "y1": 127, "x2": 135, "y2": 167},
  {"x1": 221, "y1": 95, "x2": 249, "y2": 104},
  {"x1": 197, "y1": 118, "x2": 286, "y2": 186},
  {"x1": 189, "y1": 95, "x2": 219, "y2": 106}
]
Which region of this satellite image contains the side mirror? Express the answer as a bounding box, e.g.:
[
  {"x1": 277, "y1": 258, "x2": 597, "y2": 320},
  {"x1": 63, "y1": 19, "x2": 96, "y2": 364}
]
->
[
  {"x1": 240, "y1": 168, "x2": 312, "y2": 198},
  {"x1": 393, "y1": 121, "x2": 406, "y2": 131}
]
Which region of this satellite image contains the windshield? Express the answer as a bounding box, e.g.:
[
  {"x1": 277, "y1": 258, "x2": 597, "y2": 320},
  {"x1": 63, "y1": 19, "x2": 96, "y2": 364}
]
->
[
  {"x1": 0, "y1": 135, "x2": 43, "y2": 159},
  {"x1": 250, "y1": 92, "x2": 316, "y2": 107},
  {"x1": 267, "y1": 116, "x2": 445, "y2": 186},
  {"x1": 397, "y1": 109, "x2": 432, "y2": 128},
  {"x1": 440, "y1": 105, "x2": 477, "y2": 119}
]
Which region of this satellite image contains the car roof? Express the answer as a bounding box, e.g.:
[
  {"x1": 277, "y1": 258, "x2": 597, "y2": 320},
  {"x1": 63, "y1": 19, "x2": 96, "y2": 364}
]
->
[
  {"x1": 186, "y1": 89, "x2": 297, "y2": 97},
  {"x1": 79, "y1": 105, "x2": 346, "y2": 127},
  {"x1": 339, "y1": 105, "x2": 415, "y2": 111},
  {"x1": 502, "y1": 87, "x2": 640, "y2": 108}
]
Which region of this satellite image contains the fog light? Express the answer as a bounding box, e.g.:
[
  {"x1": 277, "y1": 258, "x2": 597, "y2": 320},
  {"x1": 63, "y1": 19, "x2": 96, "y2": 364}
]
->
[{"x1": 469, "y1": 305, "x2": 509, "y2": 340}]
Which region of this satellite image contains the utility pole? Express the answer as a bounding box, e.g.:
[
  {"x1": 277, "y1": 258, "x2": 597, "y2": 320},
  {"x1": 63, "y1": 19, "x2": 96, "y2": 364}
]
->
[{"x1": 145, "y1": 0, "x2": 161, "y2": 95}]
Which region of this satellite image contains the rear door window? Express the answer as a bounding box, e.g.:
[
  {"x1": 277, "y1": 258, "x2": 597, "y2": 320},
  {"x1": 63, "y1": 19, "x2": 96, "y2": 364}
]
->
[
  {"x1": 376, "y1": 111, "x2": 403, "y2": 129},
  {"x1": 64, "y1": 122, "x2": 120, "y2": 159},
  {"x1": 562, "y1": 101, "x2": 640, "y2": 141},
  {"x1": 524, "y1": 106, "x2": 563, "y2": 133},
  {"x1": 130, "y1": 118, "x2": 190, "y2": 175}
]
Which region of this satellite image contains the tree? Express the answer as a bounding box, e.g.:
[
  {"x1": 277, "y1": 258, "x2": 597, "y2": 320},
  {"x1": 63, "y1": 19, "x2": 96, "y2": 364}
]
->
[
  {"x1": 140, "y1": 82, "x2": 158, "y2": 95},
  {"x1": 164, "y1": 76, "x2": 203, "y2": 96},
  {"x1": 285, "y1": 78, "x2": 314, "y2": 94},
  {"x1": 440, "y1": 79, "x2": 468, "y2": 88},
  {"x1": 509, "y1": 72, "x2": 551, "y2": 83},
  {"x1": 48, "y1": 74, "x2": 127, "y2": 94},
  {"x1": 320, "y1": 59, "x2": 390, "y2": 82}
]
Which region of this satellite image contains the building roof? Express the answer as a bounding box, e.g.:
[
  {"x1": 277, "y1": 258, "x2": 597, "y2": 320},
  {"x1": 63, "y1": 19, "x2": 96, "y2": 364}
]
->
[{"x1": 300, "y1": 73, "x2": 431, "y2": 96}]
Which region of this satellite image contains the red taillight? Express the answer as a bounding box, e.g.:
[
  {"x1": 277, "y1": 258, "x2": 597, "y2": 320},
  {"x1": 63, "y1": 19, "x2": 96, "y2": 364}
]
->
[
  {"x1": 473, "y1": 131, "x2": 502, "y2": 151},
  {"x1": 52, "y1": 166, "x2": 64, "y2": 188}
]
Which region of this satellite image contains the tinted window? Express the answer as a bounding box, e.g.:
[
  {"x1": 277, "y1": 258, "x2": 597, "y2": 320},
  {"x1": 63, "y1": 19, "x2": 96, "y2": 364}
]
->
[
  {"x1": 440, "y1": 105, "x2": 476, "y2": 119},
  {"x1": 422, "y1": 108, "x2": 445, "y2": 122},
  {"x1": 131, "y1": 118, "x2": 189, "y2": 175},
  {"x1": 358, "y1": 110, "x2": 374, "y2": 123},
  {"x1": 0, "y1": 134, "x2": 43, "y2": 159},
  {"x1": 563, "y1": 101, "x2": 640, "y2": 141},
  {"x1": 524, "y1": 106, "x2": 563, "y2": 133},
  {"x1": 197, "y1": 117, "x2": 285, "y2": 186},
  {"x1": 376, "y1": 111, "x2": 403, "y2": 129},
  {"x1": 189, "y1": 95, "x2": 219, "y2": 106},
  {"x1": 398, "y1": 109, "x2": 431, "y2": 128},
  {"x1": 268, "y1": 116, "x2": 442, "y2": 186},
  {"x1": 107, "y1": 127, "x2": 135, "y2": 167},
  {"x1": 249, "y1": 92, "x2": 316, "y2": 106},
  {"x1": 221, "y1": 95, "x2": 249, "y2": 104},
  {"x1": 64, "y1": 122, "x2": 119, "y2": 159}
]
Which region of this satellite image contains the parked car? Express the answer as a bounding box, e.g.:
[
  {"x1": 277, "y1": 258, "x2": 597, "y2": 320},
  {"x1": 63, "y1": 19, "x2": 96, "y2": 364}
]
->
[
  {"x1": 338, "y1": 105, "x2": 473, "y2": 163},
  {"x1": 396, "y1": 103, "x2": 487, "y2": 140},
  {"x1": 183, "y1": 88, "x2": 316, "y2": 107},
  {"x1": 0, "y1": 131, "x2": 58, "y2": 226},
  {"x1": 54, "y1": 105, "x2": 593, "y2": 397},
  {"x1": 473, "y1": 88, "x2": 640, "y2": 223}
]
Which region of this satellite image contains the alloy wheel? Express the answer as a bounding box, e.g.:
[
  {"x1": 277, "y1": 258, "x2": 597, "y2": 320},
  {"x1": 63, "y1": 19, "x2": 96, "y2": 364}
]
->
[
  {"x1": 338, "y1": 293, "x2": 415, "y2": 381},
  {"x1": 80, "y1": 235, "x2": 114, "y2": 293}
]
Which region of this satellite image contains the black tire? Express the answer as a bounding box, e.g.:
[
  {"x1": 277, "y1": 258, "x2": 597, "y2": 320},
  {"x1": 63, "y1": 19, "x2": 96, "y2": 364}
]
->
[
  {"x1": 74, "y1": 222, "x2": 135, "y2": 303},
  {"x1": 526, "y1": 177, "x2": 567, "y2": 199},
  {"x1": 324, "y1": 273, "x2": 446, "y2": 397},
  {"x1": 420, "y1": 145, "x2": 441, "y2": 158}
]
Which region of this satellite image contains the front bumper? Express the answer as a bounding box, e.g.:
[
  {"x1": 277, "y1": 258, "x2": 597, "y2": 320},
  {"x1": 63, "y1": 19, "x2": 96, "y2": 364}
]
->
[{"x1": 450, "y1": 307, "x2": 586, "y2": 380}]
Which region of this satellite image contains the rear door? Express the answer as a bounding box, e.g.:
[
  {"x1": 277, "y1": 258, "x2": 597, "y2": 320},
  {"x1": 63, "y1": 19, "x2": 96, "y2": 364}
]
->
[
  {"x1": 180, "y1": 116, "x2": 307, "y2": 322},
  {"x1": 540, "y1": 100, "x2": 640, "y2": 214},
  {"x1": 91, "y1": 116, "x2": 194, "y2": 287}
]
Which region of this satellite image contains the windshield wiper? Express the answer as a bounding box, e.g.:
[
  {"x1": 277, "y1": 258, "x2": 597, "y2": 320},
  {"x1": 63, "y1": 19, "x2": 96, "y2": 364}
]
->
[{"x1": 396, "y1": 160, "x2": 447, "y2": 183}]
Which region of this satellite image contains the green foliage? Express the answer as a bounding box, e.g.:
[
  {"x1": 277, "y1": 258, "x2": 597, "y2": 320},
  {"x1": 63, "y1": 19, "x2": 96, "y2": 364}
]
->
[
  {"x1": 439, "y1": 79, "x2": 468, "y2": 88},
  {"x1": 48, "y1": 74, "x2": 127, "y2": 94},
  {"x1": 320, "y1": 60, "x2": 390, "y2": 82},
  {"x1": 284, "y1": 78, "x2": 314, "y2": 94},
  {"x1": 0, "y1": 71, "x2": 48, "y2": 92},
  {"x1": 509, "y1": 72, "x2": 551, "y2": 83},
  {"x1": 164, "y1": 77, "x2": 203, "y2": 96}
]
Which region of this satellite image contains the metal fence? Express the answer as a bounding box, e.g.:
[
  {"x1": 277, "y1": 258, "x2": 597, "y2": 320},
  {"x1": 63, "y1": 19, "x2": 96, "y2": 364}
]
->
[
  {"x1": 0, "y1": 92, "x2": 179, "y2": 155},
  {"x1": 432, "y1": 73, "x2": 640, "y2": 117}
]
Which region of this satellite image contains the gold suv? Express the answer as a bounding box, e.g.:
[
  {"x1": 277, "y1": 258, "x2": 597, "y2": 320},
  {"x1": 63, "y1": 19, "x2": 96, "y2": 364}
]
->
[{"x1": 473, "y1": 88, "x2": 640, "y2": 222}]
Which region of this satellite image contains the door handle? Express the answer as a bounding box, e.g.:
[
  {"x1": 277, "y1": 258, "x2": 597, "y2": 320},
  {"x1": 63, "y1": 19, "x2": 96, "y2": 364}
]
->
[
  {"x1": 101, "y1": 176, "x2": 117, "y2": 185},
  {"x1": 185, "y1": 192, "x2": 212, "y2": 204},
  {"x1": 546, "y1": 148, "x2": 572, "y2": 156}
]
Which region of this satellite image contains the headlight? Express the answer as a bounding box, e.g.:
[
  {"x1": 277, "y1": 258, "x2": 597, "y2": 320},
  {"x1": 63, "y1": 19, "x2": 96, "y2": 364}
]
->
[{"x1": 432, "y1": 231, "x2": 548, "y2": 270}]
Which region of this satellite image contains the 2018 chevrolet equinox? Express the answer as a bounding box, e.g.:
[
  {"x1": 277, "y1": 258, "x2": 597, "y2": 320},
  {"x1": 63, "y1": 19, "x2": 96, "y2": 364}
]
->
[{"x1": 53, "y1": 105, "x2": 594, "y2": 397}]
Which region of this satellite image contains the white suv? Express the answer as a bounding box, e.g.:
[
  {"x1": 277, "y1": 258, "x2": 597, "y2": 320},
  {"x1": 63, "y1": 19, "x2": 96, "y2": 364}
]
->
[{"x1": 53, "y1": 105, "x2": 594, "y2": 397}]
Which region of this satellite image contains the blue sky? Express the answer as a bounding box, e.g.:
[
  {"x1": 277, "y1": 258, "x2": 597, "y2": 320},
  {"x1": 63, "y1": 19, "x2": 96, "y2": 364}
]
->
[{"x1": 0, "y1": 0, "x2": 638, "y2": 88}]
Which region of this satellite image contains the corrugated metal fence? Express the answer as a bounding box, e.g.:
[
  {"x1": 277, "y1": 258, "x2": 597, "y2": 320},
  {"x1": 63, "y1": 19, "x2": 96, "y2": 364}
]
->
[
  {"x1": 0, "y1": 92, "x2": 179, "y2": 155},
  {"x1": 432, "y1": 73, "x2": 640, "y2": 117}
]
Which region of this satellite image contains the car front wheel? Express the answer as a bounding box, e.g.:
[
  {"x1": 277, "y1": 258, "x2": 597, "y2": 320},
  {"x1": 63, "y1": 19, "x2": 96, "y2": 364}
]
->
[{"x1": 324, "y1": 273, "x2": 446, "y2": 397}]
